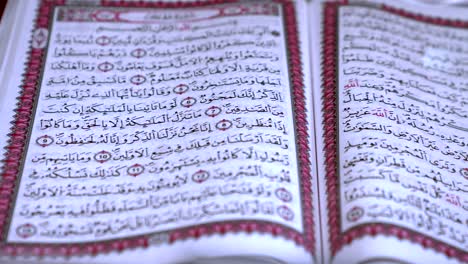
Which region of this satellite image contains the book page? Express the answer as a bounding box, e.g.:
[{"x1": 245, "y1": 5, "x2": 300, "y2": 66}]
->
[
  {"x1": 312, "y1": 0, "x2": 467, "y2": 263},
  {"x1": 0, "y1": 0, "x2": 314, "y2": 263}
]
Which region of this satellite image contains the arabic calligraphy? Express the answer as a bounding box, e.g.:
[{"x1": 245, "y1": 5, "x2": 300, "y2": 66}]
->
[
  {"x1": 7, "y1": 3, "x2": 304, "y2": 243},
  {"x1": 338, "y1": 6, "x2": 468, "y2": 250}
]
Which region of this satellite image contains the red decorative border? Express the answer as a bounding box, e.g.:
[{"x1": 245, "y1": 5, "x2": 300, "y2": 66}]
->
[
  {"x1": 58, "y1": 3, "x2": 280, "y2": 22},
  {"x1": 322, "y1": 2, "x2": 468, "y2": 263},
  {"x1": 0, "y1": 0, "x2": 314, "y2": 258}
]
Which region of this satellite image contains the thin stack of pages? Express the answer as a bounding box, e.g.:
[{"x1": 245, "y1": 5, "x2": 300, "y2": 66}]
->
[{"x1": 0, "y1": 0, "x2": 466, "y2": 263}]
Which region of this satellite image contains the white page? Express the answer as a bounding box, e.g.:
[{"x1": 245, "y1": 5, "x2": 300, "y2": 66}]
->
[
  {"x1": 0, "y1": 0, "x2": 315, "y2": 263},
  {"x1": 311, "y1": 0, "x2": 468, "y2": 263}
]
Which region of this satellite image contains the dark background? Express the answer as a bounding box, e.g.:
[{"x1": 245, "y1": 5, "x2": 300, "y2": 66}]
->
[{"x1": 0, "y1": 0, "x2": 6, "y2": 21}]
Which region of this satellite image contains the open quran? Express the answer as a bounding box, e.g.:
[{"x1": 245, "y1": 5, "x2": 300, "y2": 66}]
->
[{"x1": 0, "y1": 0, "x2": 466, "y2": 263}]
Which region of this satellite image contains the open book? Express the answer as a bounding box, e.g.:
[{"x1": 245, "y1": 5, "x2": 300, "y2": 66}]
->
[{"x1": 0, "y1": 0, "x2": 466, "y2": 263}]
